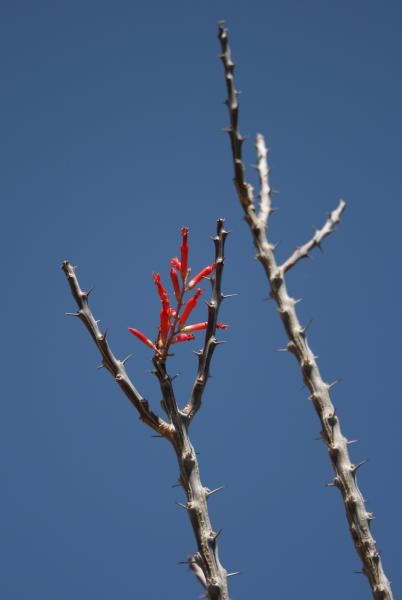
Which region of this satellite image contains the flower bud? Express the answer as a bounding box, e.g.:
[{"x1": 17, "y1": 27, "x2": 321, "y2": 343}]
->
[
  {"x1": 181, "y1": 321, "x2": 228, "y2": 332},
  {"x1": 128, "y1": 328, "x2": 158, "y2": 352},
  {"x1": 171, "y1": 333, "x2": 195, "y2": 344},
  {"x1": 179, "y1": 288, "x2": 204, "y2": 327},
  {"x1": 188, "y1": 263, "x2": 216, "y2": 289},
  {"x1": 170, "y1": 268, "x2": 181, "y2": 302},
  {"x1": 180, "y1": 227, "x2": 189, "y2": 281}
]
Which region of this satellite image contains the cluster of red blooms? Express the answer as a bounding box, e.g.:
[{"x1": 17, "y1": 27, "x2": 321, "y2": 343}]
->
[{"x1": 129, "y1": 227, "x2": 228, "y2": 357}]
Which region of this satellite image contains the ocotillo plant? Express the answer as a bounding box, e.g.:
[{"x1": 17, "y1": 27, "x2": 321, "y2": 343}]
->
[
  {"x1": 218, "y1": 21, "x2": 393, "y2": 600},
  {"x1": 62, "y1": 220, "x2": 234, "y2": 600}
]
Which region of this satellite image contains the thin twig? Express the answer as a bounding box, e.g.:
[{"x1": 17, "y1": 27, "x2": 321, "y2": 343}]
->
[
  {"x1": 61, "y1": 260, "x2": 172, "y2": 439},
  {"x1": 280, "y1": 200, "x2": 347, "y2": 273},
  {"x1": 218, "y1": 21, "x2": 393, "y2": 600},
  {"x1": 220, "y1": 26, "x2": 255, "y2": 214},
  {"x1": 183, "y1": 219, "x2": 228, "y2": 420}
]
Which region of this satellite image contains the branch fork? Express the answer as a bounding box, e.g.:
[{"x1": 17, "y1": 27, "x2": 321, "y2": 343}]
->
[{"x1": 62, "y1": 220, "x2": 232, "y2": 600}]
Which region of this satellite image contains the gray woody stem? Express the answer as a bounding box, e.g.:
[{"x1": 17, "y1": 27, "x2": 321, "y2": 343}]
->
[
  {"x1": 153, "y1": 359, "x2": 229, "y2": 600},
  {"x1": 183, "y1": 219, "x2": 228, "y2": 421},
  {"x1": 153, "y1": 219, "x2": 230, "y2": 600},
  {"x1": 61, "y1": 260, "x2": 172, "y2": 438},
  {"x1": 218, "y1": 21, "x2": 393, "y2": 600},
  {"x1": 61, "y1": 219, "x2": 230, "y2": 600}
]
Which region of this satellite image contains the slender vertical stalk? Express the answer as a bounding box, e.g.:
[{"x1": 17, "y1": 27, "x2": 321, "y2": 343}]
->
[
  {"x1": 218, "y1": 21, "x2": 393, "y2": 600},
  {"x1": 183, "y1": 221, "x2": 228, "y2": 420}
]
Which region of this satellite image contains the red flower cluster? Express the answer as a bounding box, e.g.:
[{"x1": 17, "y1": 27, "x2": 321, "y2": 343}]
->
[{"x1": 129, "y1": 227, "x2": 227, "y2": 357}]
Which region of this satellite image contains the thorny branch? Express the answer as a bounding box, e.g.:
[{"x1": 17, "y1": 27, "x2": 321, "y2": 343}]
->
[
  {"x1": 61, "y1": 260, "x2": 172, "y2": 438},
  {"x1": 152, "y1": 357, "x2": 229, "y2": 600},
  {"x1": 280, "y1": 198, "x2": 346, "y2": 273},
  {"x1": 62, "y1": 219, "x2": 231, "y2": 600},
  {"x1": 218, "y1": 21, "x2": 393, "y2": 600},
  {"x1": 183, "y1": 219, "x2": 228, "y2": 421}
]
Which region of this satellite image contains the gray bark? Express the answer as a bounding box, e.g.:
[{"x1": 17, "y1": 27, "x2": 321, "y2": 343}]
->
[{"x1": 218, "y1": 20, "x2": 393, "y2": 600}]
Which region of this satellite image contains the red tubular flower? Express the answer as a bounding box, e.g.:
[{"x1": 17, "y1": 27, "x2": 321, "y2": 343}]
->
[
  {"x1": 171, "y1": 333, "x2": 195, "y2": 344},
  {"x1": 159, "y1": 288, "x2": 171, "y2": 343},
  {"x1": 128, "y1": 328, "x2": 158, "y2": 352},
  {"x1": 179, "y1": 288, "x2": 204, "y2": 327},
  {"x1": 181, "y1": 321, "x2": 229, "y2": 332},
  {"x1": 159, "y1": 308, "x2": 170, "y2": 342},
  {"x1": 170, "y1": 267, "x2": 181, "y2": 302},
  {"x1": 187, "y1": 263, "x2": 216, "y2": 289},
  {"x1": 152, "y1": 273, "x2": 169, "y2": 304},
  {"x1": 181, "y1": 321, "x2": 208, "y2": 332},
  {"x1": 180, "y1": 227, "x2": 189, "y2": 281}
]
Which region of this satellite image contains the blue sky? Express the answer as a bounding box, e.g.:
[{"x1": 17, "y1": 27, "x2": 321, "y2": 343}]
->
[{"x1": 2, "y1": 1, "x2": 401, "y2": 598}]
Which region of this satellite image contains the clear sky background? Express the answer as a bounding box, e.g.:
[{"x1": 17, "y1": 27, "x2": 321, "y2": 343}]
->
[{"x1": 2, "y1": 1, "x2": 401, "y2": 599}]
